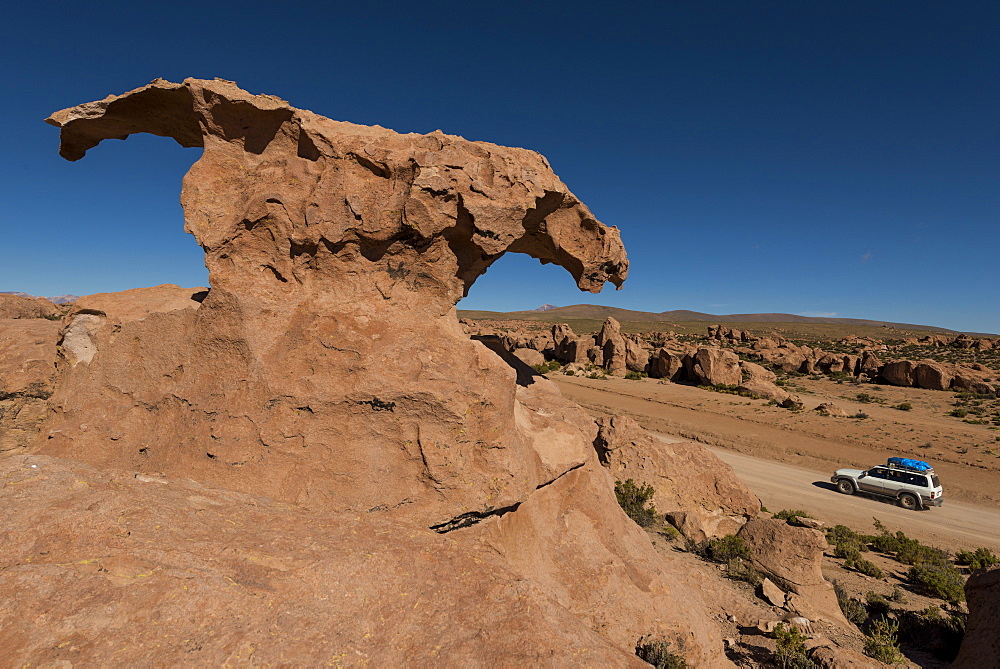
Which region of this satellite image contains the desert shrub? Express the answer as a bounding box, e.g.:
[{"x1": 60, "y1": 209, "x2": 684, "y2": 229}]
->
[
  {"x1": 772, "y1": 623, "x2": 817, "y2": 669},
  {"x1": 625, "y1": 370, "x2": 648, "y2": 380},
  {"x1": 725, "y1": 557, "x2": 763, "y2": 586},
  {"x1": 855, "y1": 393, "x2": 874, "y2": 403},
  {"x1": 897, "y1": 606, "x2": 966, "y2": 662},
  {"x1": 658, "y1": 526, "x2": 680, "y2": 541},
  {"x1": 615, "y1": 479, "x2": 658, "y2": 528},
  {"x1": 894, "y1": 402, "x2": 913, "y2": 411},
  {"x1": 864, "y1": 592, "x2": 891, "y2": 617},
  {"x1": 635, "y1": 636, "x2": 687, "y2": 668},
  {"x1": 949, "y1": 408, "x2": 968, "y2": 418},
  {"x1": 852, "y1": 410, "x2": 869, "y2": 419},
  {"x1": 773, "y1": 509, "x2": 812, "y2": 523},
  {"x1": 889, "y1": 585, "x2": 907, "y2": 603},
  {"x1": 835, "y1": 543, "x2": 861, "y2": 560},
  {"x1": 587, "y1": 371, "x2": 607, "y2": 379},
  {"x1": 907, "y1": 563, "x2": 966, "y2": 603},
  {"x1": 826, "y1": 524, "x2": 870, "y2": 553},
  {"x1": 869, "y1": 527, "x2": 948, "y2": 566},
  {"x1": 564, "y1": 369, "x2": 575, "y2": 376},
  {"x1": 531, "y1": 360, "x2": 562, "y2": 374},
  {"x1": 834, "y1": 581, "x2": 868, "y2": 626},
  {"x1": 846, "y1": 556, "x2": 884, "y2": 579},
  {"x1": 704, "y1": 535, "x2": 750, "y2": 563},
  {"x1": 864, "y1": 617, "x2": 903, "y2": 665},
  {"x1": 955, "y1": 547, "x2": 999, "y2": 570}
]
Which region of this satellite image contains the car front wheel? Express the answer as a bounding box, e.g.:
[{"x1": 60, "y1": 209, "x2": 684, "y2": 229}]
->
[
  {"x1": 899, "y1": 493, "x2": 919, "y2": 510},
  {"x1": 836, "y1": 479, "x2": 854, "y2": 495}
]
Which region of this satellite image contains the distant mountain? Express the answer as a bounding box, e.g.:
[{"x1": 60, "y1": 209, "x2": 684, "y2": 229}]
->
[
  {"x1": 528, "y1": 304, "x2": 558, "y2": 312},
  {"x1": 1, "y1": 291, "x2": 79, "y2": 304},
  {"x1": 458, "y1": 304, "x2": 984, "y2": 335}
]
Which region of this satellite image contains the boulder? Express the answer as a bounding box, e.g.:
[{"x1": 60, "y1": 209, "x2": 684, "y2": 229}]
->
[
  {"x1": 595, "y1": 416, "x2": 760, "y2": 541},
  {"x1": 737, "y1": 379, "x2": 794, "y2": 403},
  {"x1": 0, "y1": 294, "x2": 59, "y2": 320},
  {"x1": 648, "y1": 348, "x2": 684, "y2": 381},
  {"x1": 740, "y1": 361, "x2": 776, "y2": 384},
  {"x1": 552, "y1": 324, "x2": 589, "y2": 364},
  {"x1": 858, "y1": 351, "x2": 882, "y2": 377},
  {"x1": 596, "y1": 317, "x2": 627, "y2": 376},
  {"x1": 880, "y1": 360, "x2": 917, "y2": 387},
  {"x1": 738, "y1": 519, "x2": 849, "y2": 627},
  {"x1": 761, "y1": 578, "x2": 786, "y2": 607},
  {"x1": 687, "y1": 347, "x2": 742, "y2": 386},
  {"x1": 512, "y1": 347, "x2": 545, "y2": 368},
  {"x1": 624, "y1": 336, "x2": 648, "y2": 373},
  {"x1": 952, "y1": 565, "x2": 1000, "y2": 668},
  {"x1": 913, "y1": 361, "x2": 954, "y2": 391}
]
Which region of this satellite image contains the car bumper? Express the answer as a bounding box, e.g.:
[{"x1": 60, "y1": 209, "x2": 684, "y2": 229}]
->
[{"x1": 923, "y1": 497, "x2": 943, "y2": 507}]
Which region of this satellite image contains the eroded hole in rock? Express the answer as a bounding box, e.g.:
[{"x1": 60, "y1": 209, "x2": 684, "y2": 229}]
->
[{"x1": 357, "y1": 398, "x2": 395, "y2": 412}]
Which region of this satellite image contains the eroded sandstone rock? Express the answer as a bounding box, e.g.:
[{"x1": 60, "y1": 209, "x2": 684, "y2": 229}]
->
[{"x1": 0, "y1": 320, "x2": 60, "y2": 453}]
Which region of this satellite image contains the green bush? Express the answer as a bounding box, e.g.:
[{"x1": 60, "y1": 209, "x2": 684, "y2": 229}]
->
[
  {"x1": 615, "y1": 479, "x2": 658, "y2": 528},
  {"x1": 834, "y1": 581, "x2": 868, "y2": 626},
  {"x1": 725, "y1": 558, "x2": 763, "y2": 586},
  {"x1": 897, "y1": 606, "x2": 966, "y2": 662},
  {"x1": 908, "y1": 563, "x2": 966, "y2": 603},
  {"x1": 531, "y1": 360, "x2": 562, "y2": 374},
  {"x1": 894, "y1": 402, "x2": 913, "y2": 411},
  {"x1": 635, "y1": 636, "x2": 687, "y2": 668},
  {"x1": 864, "y1": 617, "x2": 903, "y2": 665},
  {"x1": 704, "y1": 535, "x2": 750, "y2": 563},
  {"x1": 773, "y1": 509, "x2": 813, "y2": 523},
  {"x1": 955, "y1": 547, "x2": 999, "y2": 570},
  {"x1": 846, "y1": 556, "x2": 884, "y2": 579},
  {"x1": 949, "y1": 408, "x2": 969, "y2": 418},
  {"x1": 625, "y1": 370, "x2": 648, "y2": 380},
  {"x1": 772, "y1": 623, "x2": 817, "y2": 669}
]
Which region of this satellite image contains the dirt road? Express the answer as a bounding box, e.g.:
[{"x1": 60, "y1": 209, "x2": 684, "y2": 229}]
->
[{"x1": 701, "y1": 442, "x2": 1000, "y2": 552}]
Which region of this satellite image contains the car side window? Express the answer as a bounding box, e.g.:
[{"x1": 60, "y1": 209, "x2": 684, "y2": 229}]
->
[{"x1": 870, "y1": 468, "x2": 886, "y2": 479}]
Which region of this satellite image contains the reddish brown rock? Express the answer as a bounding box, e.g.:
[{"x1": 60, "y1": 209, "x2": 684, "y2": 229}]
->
[
  {"x1": 879, "y1": 359, "x2": 918, "y2": 387},
  {"x1": 687, "y1": 347, "x2": 742, "y2": 386},
  {"x1": 0, "y1": 454, "x2": 641, "y2": 667},
  {"x1": 596, "y1": 317, "x2": 628, "y2": 376},
  {"x1": 28, "y1": 78, "x2": 739, "y2": 665},
  {"x1": 914, "y1": 360, "x2": 954, "y2": 391},
  {"x1": 649, "y1": 348, "x2": 685, "y2": 381},
  {"x1": 738, "y1": 519, "x2": 849, "y2": 627},
  {"x1": 952, "y1": 565, "x2": 1000, "y2": 668},
  {"x1": 811, "y1": 645, "x2": 890, "y2": 668},
  {"x1": 595, "y1": 416, "x2": 760, "y2": 541},
  {"x1": 0, "y1": 319, "x2": 60, "y2": 453},
  {"x1": 0, "y1": 294, "x2": 59, "y2": 320}
]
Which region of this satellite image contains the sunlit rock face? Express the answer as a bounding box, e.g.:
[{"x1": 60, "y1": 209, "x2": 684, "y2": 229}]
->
[
  {"x1": 31, "y1": 79, "x2": 742, "y2": 665},
  {"x1": 43, "y1": 77, "x2": 628, "y2": 524}
]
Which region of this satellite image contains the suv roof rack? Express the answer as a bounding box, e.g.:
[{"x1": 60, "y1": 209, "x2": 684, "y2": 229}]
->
[{"x1": 886, "y1": 457, "x2": 934, "y2": 473}]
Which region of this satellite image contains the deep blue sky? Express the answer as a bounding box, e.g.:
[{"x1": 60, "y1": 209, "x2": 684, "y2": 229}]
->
[{"x1": 2, "y1": 1, "x2": 997, "y2": 332}]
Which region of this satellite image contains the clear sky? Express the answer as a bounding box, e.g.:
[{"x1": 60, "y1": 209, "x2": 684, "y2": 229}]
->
[{"x1": 2, "y1": 1, "x2": 997, "y2": 332}]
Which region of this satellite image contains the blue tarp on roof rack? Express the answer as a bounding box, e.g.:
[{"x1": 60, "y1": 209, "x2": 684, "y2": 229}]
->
[{"x1": 887, "y1": 457, "x2": 932, "y2": 471}]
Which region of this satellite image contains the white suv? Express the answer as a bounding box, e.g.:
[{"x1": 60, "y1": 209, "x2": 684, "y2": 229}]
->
[{"x1": 831, "y1": 458, "x2": 943, "y2": 510}]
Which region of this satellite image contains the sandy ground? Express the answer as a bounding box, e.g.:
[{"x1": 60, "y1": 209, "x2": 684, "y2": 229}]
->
[{"x1": 552, "y1": 374, "x2": 1000, "y2": 551}]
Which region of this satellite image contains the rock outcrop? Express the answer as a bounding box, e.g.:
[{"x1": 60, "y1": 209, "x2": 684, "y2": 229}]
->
[
  {"x1": 7, "y1": 78, "x2": 745, "y2": 665},
  {"x1": 595, "y1": 416, "x2": 760, "y2": 541},
  {"x1": 738, "y1": 519, "x2": 850, "y2": 627},
  {"x1": 0, "y1": 293, "x2": 59, "y2": 320},
  {"x1": 952, "y1": 564, "x2": 1000, "y2": 669},
  {"x1": 0, "y1": 319, "x2": 60, "y2": 453}
]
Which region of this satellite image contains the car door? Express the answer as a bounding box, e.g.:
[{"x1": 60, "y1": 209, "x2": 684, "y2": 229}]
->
[
  {"x1": 881, "y1": 469, "x2": 906, "y2": 498},
  {"x1": 858, "y1": 467, "x2": 887, "y2": 494}
]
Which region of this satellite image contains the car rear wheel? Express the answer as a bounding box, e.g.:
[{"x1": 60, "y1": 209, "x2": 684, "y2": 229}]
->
[
  {"x1": 899, "y1": 493, "x2": 919, "y2": 510},
  {"x1": 836, "y1": 479, "x2": 854, "y2": 495}
]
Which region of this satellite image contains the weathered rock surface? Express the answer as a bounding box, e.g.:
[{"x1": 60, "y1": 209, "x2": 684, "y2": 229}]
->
[
  {"x1": 687, "y1": 347, "x2": 743, "y2": 386},
  {"x1": 738, "y1": 519, "x2": 849, "y2": 627},
  {"x1": 811, "y1": 645, "x2": 890, "y2": 668},
  {"x1": 596, "y1": 317, "x2": 628, "y2": 376},
  {"x1": 0, "y1": 454, "x2": 641, "y2": 666},
  {"x1": 0, "y1": 293, "x2": 59, "y2": 319},
  {"x1": 17, "y1": 78, "x2": 744, "y2": 664},
  {"x1": 0, "y1": 319, "x2": 60, "y2": 453},
  {"x1": 595, "y1": 415, "x2": 760, "y2": 541},
  {"x1": 952, "y1": 564, "x2": 1000, "y2": 669}
]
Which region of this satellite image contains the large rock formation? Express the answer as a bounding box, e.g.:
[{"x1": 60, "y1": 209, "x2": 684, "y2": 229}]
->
[
  {"x1": 0, "y1": 319, "x2": 60, "y2": 453},
  {"x1": 952, "y1": 564, "x2": 1000, "y2": 668},
  {"x1": 0, "y1": 293, "x2": 59, "y2": 319},
  {"x1": 6, "y1": 78, "x2": 744, "y2": 664}
]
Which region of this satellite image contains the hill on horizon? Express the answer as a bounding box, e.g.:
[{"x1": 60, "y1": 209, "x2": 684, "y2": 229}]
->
[{"x1": 458, "y1": 304, "x2": 997, "y2": 337}]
